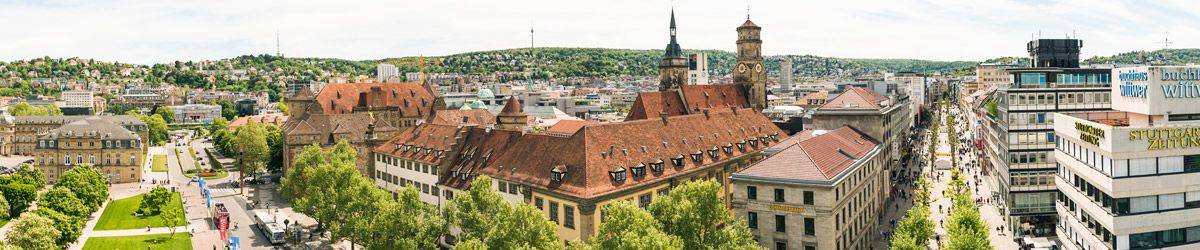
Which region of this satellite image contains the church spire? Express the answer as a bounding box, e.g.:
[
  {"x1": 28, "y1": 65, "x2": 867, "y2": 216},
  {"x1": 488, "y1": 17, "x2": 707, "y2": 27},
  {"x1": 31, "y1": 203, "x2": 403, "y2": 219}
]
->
[{"x1": 664, "y1": 8, "x2": 682, "y2": 58}]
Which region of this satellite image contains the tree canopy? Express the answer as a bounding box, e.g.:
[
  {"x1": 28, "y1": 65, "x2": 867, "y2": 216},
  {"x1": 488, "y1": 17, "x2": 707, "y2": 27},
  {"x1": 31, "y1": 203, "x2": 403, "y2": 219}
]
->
[
  {"x1": 5, "y1": 213, "x2": 61, "y2": 250},
  {"x1": 445, "y1": 175, "x2": 561, "y2": 250},
  {"x1": 138, "y1": 186, "x2": 171, "y2": 215},
  {"x1": 647, "y1": 179, "x2": 759, "y2": 250}
]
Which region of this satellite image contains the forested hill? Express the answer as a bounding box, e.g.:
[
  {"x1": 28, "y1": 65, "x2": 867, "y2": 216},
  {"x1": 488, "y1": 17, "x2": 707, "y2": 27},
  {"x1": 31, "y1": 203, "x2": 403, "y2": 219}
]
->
[
  {"x1": 1082, "y1": 48, "x2": 1200, "y2": 65},
  {"x1": 376, "y1": 48, "x2": 979, "y2": 78}
]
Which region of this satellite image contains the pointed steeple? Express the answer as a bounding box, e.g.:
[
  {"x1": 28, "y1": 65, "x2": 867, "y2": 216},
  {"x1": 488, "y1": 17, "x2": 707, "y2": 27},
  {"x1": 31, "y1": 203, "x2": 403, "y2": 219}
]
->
[{"x1": 664, "y1": 8, "x2": 683, "y2": 58}]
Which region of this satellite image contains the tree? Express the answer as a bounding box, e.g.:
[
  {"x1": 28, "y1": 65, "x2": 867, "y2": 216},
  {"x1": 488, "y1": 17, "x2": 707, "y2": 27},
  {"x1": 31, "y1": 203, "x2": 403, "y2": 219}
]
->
[
  {"x1": 365, "y1": 186, "x2": 446, "y2": 250},
  {"x1": 33, "y1": 208, "x2": 85, "y2": 248},
  {"x1": 217, "y1": 99, "x2": 237, "y2": 120},
  {"x1": 5, "y1": 213, "x2": 61, "y2": 250},
  {"x1": 138, "y1": 186, "x2": 171, "y2": 215},
  {"x1": 13, "y1": 164, "x2": 46, "y2": 188},
  {"x1": 0, "y1": 182, "x2": 37, "y2": 217},
  {"x1": 235, "y1": 122, "x2": 270, "y2": 180},
  {"x1": 7, "y1": 103, "x2": 61, "y2": 116},
  {"x1": 54, "y1": 164, "x2": 110, "y2": 211},
  {"x1": 209, "y1": 117, "x2": 230, "y2": 136},
  {"x1": 46, "y1": 105, "x2": 62, "y2": 116},
  {"x1": 128, "y1": 112, "x2": 168, "y2": 145},
  {"x1": 39, "y1": 187, "x2": 89, "y2": 218},
  {"x1": 445, "y1": 175, "x2": 561, "y2": 250},
  {"x1": 266, "y1": 124, "x2": 284, "y2": 173},
  {"x1": 282, "y1": 141, "x2": 357, "y2": 232},
  {"x1": 327, "y1": 179, "x2": 386, "y2": 250},
  {"x1": 0, "y1": 192, "x2": 9, "y2": 221},
  {"x1": 160, "y1": 208, "x2": 183, "y2": 238},
  {"x1": 154, "y1": 106, "x2": 176, "y2": 124},
  {"x1": 278, "y1": 100, "x2": 289, "y2": 114},
  {"x1": 587, "y1": 201, "x2": 682, "y2": 250},
  {"x1": 647, "y1": 179, "x2": 758, "y2": 250}
]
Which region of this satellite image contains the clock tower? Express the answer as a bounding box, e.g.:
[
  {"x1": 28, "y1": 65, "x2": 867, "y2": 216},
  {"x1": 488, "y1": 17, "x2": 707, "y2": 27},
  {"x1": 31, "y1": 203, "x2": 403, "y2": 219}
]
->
[
  {"x1": 658, "y1": 9, "x2": 689, "y2": 91},
  {"x1": 734, "y1": 17, "x2": 766, "y2": 111}
]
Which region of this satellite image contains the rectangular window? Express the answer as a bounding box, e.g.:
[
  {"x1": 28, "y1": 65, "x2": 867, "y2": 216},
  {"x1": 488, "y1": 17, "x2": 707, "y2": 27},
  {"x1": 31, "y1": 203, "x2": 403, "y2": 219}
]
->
[
  {"x1": 564, "y1": 205, "x2": 575, "y2": 229},
  {"x1": 775, "y1": 242, "x2": 786, "y2": 250},
  {"x1": 803, "y1": 191, "x2": 814, "y2": 205},
  {"x1": 748, "y1": 212, "x2": 758, "y2": 229},
  {"x1": 549, "y1": 202, "x2": 559, "y2": 224},
  {"x1": 775, "y1": 189, "x2": 785, "y2": 202},
  {"x1": 747, "y1": 186, "x2": 757, "y2": 200},
  {"x1": 804, "y1": 217, "x2": 815, "y2": 236},
  {"x1": 775, "y1": 215, "x2": 786, "y2": 232},
  {"x1": 499, "y1": 181, "x2": 508, "y2": 192},
  {"x1": 639, "y1": 194, "x2": 652, "y2": 208}
]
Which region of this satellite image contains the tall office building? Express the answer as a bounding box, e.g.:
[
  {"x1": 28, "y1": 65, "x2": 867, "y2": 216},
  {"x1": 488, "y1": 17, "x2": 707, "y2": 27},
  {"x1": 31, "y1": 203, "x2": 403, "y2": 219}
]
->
[
  {"x1": 781, "y1": 57, "x2": 793, "y2": 91},
  {"x1": 689, "y1": 51, "x2": 710, "y2": 85},
  {"x1": 1053, "y1": 66, "x2": 1200, "y2": 250},
  {"x1": 980, "y1": 38, "x2": 1112, "y2": 237},
  {"x1": 377, "y1": 63, "x2": 399, "y2": 82}
]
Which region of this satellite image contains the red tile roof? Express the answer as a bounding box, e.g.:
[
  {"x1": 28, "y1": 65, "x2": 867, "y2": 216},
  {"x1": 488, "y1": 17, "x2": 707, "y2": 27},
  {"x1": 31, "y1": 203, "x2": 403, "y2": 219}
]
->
[
  {"x1": 735, "y1": 126, "x2": 878, "y2": 182},
  {"x1": 314, "y1": 82, "x2": 434, "y2": 117},
  {"x1": 818, "y1": 87, "x2": 889, "y2": 110},
  {"x1": 626, "y1": 84, "x2": 750, "y2": 120},
  {"x1": 380, "y1": 108, "x2": 786, "y2": 198},
  {"x1": 498, "y1": 96, "x2": 524, "y2": 116},
  {"x1": 228, "y1": 113, "x2": 289, "y2": 130},
  {"x1": 429, "y1": 109, "x2": 495, "y2": 126},
  {"x1": 545, "y1": 120, "x2": 596, "y2": 136}
]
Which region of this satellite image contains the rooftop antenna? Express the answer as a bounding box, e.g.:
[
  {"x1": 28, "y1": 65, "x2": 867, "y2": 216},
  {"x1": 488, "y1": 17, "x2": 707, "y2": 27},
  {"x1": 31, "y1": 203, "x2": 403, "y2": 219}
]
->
[
  {"x1": 1156, "y1": 32, "x2": 1173, "y2": 49},
  {"x1": 746, "y1": 0, "x2": 751, "y2": 20},
  {"x1": 276, "y1": 31, "x2": 281, "y2": 57},
  {"x1": 529, "y1": 20, "x2": 535, "y2": 90}
]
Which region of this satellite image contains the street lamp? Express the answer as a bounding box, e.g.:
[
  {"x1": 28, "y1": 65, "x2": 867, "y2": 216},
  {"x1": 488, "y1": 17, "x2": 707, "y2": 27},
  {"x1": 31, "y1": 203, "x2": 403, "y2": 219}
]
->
[{"x1": 239, "y1": 146, "x2": 244, "y2": 196}]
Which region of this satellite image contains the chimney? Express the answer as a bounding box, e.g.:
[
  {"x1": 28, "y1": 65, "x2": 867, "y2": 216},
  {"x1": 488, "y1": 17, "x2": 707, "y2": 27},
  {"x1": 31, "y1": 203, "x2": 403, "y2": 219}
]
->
[
  {"x1": 702, "y1": 109, "x2": 710, "y2": 118},
  {"x1": 731, "y1": 107, "x2": 739, "y2": 115},
  {"x1": 659, "y1": 112, "x2": 669, "y2": 123}
]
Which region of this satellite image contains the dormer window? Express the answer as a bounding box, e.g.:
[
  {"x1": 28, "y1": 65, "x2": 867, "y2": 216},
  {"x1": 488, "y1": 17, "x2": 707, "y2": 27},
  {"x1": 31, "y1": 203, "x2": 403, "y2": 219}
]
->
[
  {"x1": 770, "y1": 132, "x2": 780, "y2": 141},
  {"x1": 723, "y1": 143, "x2": 734, "y2": 154},
  {"x1": 609, "y1": 166, "x2": 627, "y2": 182},
  {"x1": 651, "y1": 159, "x2": 665, "y2": 172},
  {"x1": 690, "y1": 151, "x2": 704, "y2": 163},
  {"x1": 434, "y1": 150, "x2": 443, "y2": 158},
  {"x1": 671, "y1": 154, "x2": 685, "y2": 167},
  {"x1": 631, "y1": 163, "x2": 646, "y2": 177},
  {"x1": 413, "y1": 147, "x2": 422, "y2": 154},
  {"x1": 551, "y1": 165, "x2": 567, "y2": 182},
  {"x1": 759, "y1": 136, "x2": 769, "y2": 144},
  {"x1": 707, "y1": 147, "x2": 720, "y2": 159},
  {"x1": 424, "y1": 148, "x2": 431, "y2": 156},
  {"x1": 737, "y1": 140, "x2": 747, "y2": 150},
  {"x1": 748, "y1": 138, "x2": 759, "y2": 147}
]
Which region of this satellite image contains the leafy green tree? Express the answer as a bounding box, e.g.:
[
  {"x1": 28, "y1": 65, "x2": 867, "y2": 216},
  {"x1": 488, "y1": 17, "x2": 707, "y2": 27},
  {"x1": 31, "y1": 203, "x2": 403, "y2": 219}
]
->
[
  {"x1": 217, "y1": 99, "x2": 237, "y2": 120},
  {"x1": 138, "y1": 186, "x2": 171, "y2": 215},
  {"x1": 278, "y1": 100, "x2": 289, "y2": 114},
  {"x1": 365, "y1": 186, "x2": 446, "y2": 250},
  {"x1": 327, "y1": 179, "x2": 386, "y2": 250},
  {"x1": 128, "y1": 112, "x2": 168, "y2": 145},
  {"x1": 587, "y1": 201, "x2": 682, "y2": 250},
  {"x1": 13, "y1": 164, "x2": 47, "y2": 188},
  {"x1": 266, "y1": 124, "x2": 284, "y2": 173},
  {"x1": 7, "y1": 103, "x2": 61, "y2": 116},
  {"x1": 0, "y1": 182, "x2": 37, "y2": 217},
  {"x1": 5, "y1": 213, "x2": 61, "y2": 250},
  {"x1": 235, "y1": 122, "x2": 270, "y2": 179},
  {"x1": 647, "y1": 179, "x2": 758, "y2": 250},
  {"x1": 209, "y1": 117, "x2": 230, "y2": 136},
  {"x1": 38, "y1": 187, "x2": 89, "y2": 218},
  {"x1": 160, "y1": 208, "x2": 184, "y2": 238},
  {"x1": 282, "y1": 141, "x2": 356, "y2": 231},
  {"x1": 445, "y1": 175, "x2": 562, "y2": 250},
  {"x1": 32, "y1": 208, "x2": 85, "y2": 248},
  {"x1": 154, "y1": 106, "x2": 176, "y2": 124},
  {"x1": 0, "y1": 192, "x2": 9, "y2": 220},
  {"x1": 53, "y1": 164, "x2": 110, "y2": 211},
  {"x1": 452, "y1": 239, "x2": 486, "y2": 250}
]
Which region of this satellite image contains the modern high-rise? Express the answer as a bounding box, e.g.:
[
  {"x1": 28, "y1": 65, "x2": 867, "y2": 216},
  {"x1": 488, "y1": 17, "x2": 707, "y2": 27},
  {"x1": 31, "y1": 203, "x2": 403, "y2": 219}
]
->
[
  {"x1": 1053, "y1": 66, "x2": 1200, "y2": 250},
  {"x1": 689, "y1": 51, "x2": 710, "y2": 85},
  {"x1": 979, "y1": 38, "x2": 1112, "y2": 237},
  {"x1": 781, "y1": 57, "x2": 794, "y2": 91},
  {"x1": 377, "y1": 63, "x2": 399, "y2": 82}
]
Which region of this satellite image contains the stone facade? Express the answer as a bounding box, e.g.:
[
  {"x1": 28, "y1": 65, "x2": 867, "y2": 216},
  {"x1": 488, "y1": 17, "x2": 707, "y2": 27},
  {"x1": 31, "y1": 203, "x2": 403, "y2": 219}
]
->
[{"x1": 32, "y1": 117, "x2": 146, "y2": 183}]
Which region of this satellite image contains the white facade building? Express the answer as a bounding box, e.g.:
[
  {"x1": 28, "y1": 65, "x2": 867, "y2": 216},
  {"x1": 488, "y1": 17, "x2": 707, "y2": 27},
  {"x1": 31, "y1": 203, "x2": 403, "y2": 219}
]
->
[
  {"x1": 781, "y1": 57, "x2": 793, "y2": 91},
  {"x1": 377, "y1": 63, "x2": 399, "y2": 82},
  {"x1": 61, "y1": 90, "x2": 93, "y2": 108},
  {"x1": 689, "y1": 52, "x2": 709, "y2": 85},
  {"x1": 1054, "y1": 66, "x2": 1200, "y2": 250}
]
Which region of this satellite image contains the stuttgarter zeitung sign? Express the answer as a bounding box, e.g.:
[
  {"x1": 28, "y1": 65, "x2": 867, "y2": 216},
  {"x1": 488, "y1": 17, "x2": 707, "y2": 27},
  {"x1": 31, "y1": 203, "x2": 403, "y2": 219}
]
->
[
  {"x1": 1128, "y1": 127, "x2": 1200, "y2": 150},
  {"x1": 1119, "y1": 68, "x2": 1200, "y2": 98}
]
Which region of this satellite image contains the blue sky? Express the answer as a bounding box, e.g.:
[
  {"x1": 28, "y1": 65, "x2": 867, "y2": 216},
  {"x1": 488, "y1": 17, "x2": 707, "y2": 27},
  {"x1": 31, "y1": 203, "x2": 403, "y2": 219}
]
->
[{"x1": 0, "y1": 0, "x2": 1195, "y2": 64}]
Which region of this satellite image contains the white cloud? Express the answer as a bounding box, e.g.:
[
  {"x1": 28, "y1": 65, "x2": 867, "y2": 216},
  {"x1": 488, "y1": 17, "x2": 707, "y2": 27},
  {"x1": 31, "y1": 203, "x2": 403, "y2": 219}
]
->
[{"x1": 0, "y1": 0, "x2": 1193, "y2": 64}]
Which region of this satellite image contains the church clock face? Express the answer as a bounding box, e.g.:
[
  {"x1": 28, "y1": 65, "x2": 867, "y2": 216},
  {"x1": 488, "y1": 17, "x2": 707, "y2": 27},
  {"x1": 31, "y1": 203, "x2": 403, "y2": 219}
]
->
[
  {"x1": 754, "y1": 63, "x2": 764, "y2": 73},
  {"x1": 737, "y1": 63, "x2": 748, "y2": 73}
]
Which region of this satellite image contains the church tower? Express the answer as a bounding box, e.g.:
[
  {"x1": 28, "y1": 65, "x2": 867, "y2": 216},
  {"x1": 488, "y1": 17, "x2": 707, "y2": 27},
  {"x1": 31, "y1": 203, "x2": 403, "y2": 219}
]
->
[
  {"x1": 658, "y1": 9, "x2": 689, "y2": 91},
  {"x1": 734, "y1": 17, "x2": 766, "y2": 111},
  {"x1": 496, "y1": 96, "x2": 528, "y2": 131}
]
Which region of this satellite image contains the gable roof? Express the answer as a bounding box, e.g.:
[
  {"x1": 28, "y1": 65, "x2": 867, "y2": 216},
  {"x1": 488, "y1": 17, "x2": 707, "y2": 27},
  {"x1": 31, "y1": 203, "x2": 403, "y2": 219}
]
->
[
  {"x1": 382, "y1": 107, "x2": 786, "y2": 199},
  {"x1": 313, "y1": 82, "x2": 434, "y2": 117},
  {"x1": 818, "y1": 87, "x2": 889, "y2": 110},
  {"x1": 545, "y1": 120, "x2": 595, "y2": 136},
  {"x1": 734, "y1": 126, "x2": 878, "y2": 182},
  {"x1": 429, "y1": 109, "x2": 496, "y2": 126},
  {"x1": 626, "y1": 84, "x2": 750, "y2": 120}
]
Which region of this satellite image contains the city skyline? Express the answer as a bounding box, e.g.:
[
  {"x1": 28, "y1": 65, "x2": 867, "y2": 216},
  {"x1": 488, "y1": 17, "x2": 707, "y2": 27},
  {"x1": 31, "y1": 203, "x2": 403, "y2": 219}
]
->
[{"x1": 1, "y1": 0, "x2": 1196, "y2": 64}]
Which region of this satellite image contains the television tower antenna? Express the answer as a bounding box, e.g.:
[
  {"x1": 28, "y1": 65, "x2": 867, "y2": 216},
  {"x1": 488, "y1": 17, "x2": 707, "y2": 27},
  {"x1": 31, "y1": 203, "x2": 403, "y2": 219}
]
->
[
  {"x1": 276, "y1": 31, "x2": 281, "y2": 57},
  {"x1": 1156, "y1": 32, "x2": 1173, "y2": 49}
]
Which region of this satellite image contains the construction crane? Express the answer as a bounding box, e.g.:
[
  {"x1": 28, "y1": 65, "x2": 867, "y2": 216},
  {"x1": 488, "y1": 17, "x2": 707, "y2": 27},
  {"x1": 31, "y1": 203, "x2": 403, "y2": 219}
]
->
[{"x1": 387, "y1": 55, "x2": 442, "y2": 83}]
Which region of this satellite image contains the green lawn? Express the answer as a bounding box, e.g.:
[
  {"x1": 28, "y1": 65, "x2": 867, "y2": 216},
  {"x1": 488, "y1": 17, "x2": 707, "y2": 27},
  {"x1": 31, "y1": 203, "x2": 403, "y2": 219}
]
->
[
  {"x1": 94, "y1": 192, "x2": 188, "y2": 230},
  {"x1": 184, "y1": 169, "x2": 229, "y2": 180},
  {"x1": 82, "y1": 233, "x2": 192, "y2": 250},
  {"x1": 151, "y1": 154, "x2": 168, "y2": 172}
]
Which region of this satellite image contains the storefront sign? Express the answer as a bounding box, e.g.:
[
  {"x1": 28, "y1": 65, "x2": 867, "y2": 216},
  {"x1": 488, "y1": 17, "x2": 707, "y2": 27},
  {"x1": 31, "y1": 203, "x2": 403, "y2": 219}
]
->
[
  {"x1": 1128, "y1": 127, "x2": 1200, "y2": 150},
  {"x1": 768, "y1": 204, "x2": 805, "y2": 214},
  {"x1": 1075, "y1": 122, "x2": 1104, "y2": 146}
]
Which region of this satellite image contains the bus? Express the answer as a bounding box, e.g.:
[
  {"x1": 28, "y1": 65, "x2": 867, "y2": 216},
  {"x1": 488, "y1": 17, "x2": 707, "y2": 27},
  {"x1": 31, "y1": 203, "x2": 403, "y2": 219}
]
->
[{"x1": 253, "y1": 211, "x2": 286, "y2": 244}]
